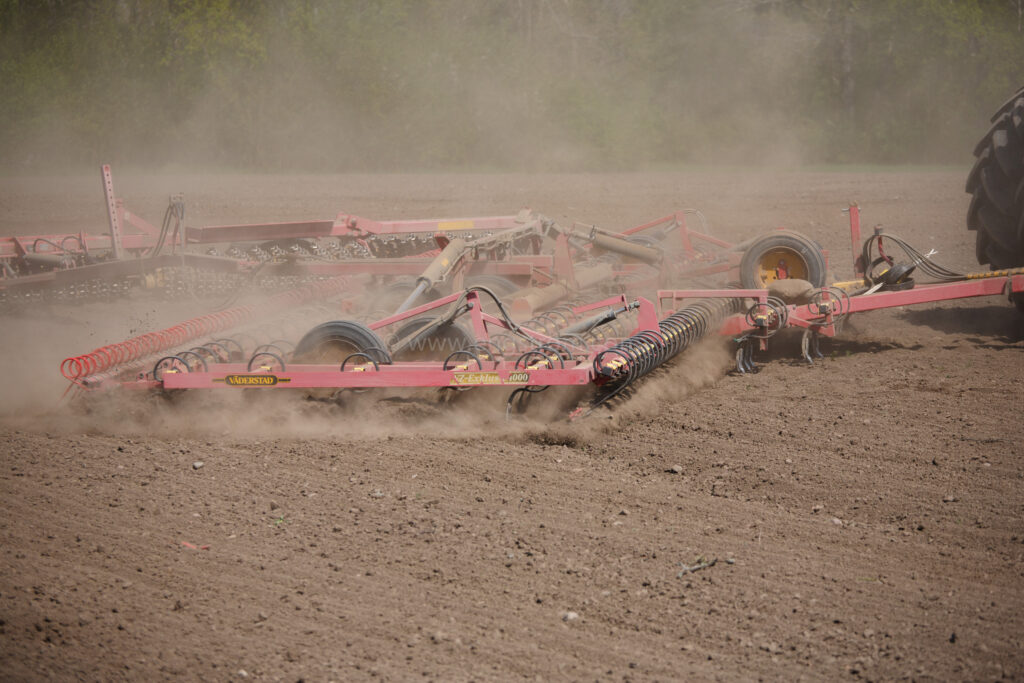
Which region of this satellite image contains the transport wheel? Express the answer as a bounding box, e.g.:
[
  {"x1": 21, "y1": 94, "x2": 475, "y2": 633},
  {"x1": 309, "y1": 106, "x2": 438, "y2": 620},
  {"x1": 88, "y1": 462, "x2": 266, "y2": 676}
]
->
[
  {"x1": 375, "y1": 276, "x2": 443, "y2": 315},
  {"x1": 390, "y1": 317, "x2": 475, "y2": 361},
  {"x1": 966, "y1": 85, "x2": 1024, "y2": 271},
  {"x1": 293, "y1": 320, "x2": 390, "y2": 364},
  {"x1": 465, "y1": 275, "x2": 521, "y2": 298},
  {"x1": 465, "y1": 275, "x2": 522, "y2": 314},
  {"x1": 739, "y1": 231, "x2": 827, "y2": 289},
  {"x1": 625, "y1": 234, "x2": 663, "y2": 249}
]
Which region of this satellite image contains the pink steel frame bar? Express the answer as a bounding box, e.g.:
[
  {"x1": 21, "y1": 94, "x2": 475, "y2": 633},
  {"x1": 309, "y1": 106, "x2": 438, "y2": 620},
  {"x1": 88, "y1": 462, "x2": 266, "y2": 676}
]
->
[
  {"x1": 185, "y1": 214, "x2": 531, "y2": 244},
  {"x1": 90, "y1": 270, "x2": 1024, "y2": 397},
  {"x1": 101, "y1": 291, "x2": 657, "y2": 393},
  {"x1": 658, "y1": 276, "x2": 1024, "y2": 341},
  {"x1": 658, "y1": 202, "x2": 1024, "y2": 344}
]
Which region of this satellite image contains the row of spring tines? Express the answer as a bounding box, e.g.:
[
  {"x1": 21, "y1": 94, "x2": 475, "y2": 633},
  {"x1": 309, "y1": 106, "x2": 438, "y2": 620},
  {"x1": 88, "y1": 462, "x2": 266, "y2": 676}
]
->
[
  {"x1": 593, "y1": 297, "x2": 742, "y2": 386},
  {"x1": 148, "y1": 303, "x2": 348, "y2": 378}
]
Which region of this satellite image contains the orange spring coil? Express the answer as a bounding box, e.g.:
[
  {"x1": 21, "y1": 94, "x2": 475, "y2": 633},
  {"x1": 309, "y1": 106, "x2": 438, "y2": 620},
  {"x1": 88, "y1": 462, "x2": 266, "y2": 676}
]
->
[{"x1": 60, "y1": 277, "x2": 351, "y2": 383}]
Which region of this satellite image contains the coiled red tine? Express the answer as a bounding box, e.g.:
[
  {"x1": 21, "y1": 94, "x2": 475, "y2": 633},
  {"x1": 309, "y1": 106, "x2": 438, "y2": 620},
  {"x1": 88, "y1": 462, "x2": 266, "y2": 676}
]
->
[{"x1": 60, "y1": 277, "x2": 352, "y2": 382}]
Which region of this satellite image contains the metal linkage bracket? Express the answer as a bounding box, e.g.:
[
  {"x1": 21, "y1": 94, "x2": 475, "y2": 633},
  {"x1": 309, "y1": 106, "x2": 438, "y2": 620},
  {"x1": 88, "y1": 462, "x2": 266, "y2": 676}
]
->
[
  {"x1": 101, "y1": 164, "x2": 124, "y2": 260},
  {"x1": 734, "y1": 336, "x2": 757, "y2": 374},
  {"x1": 800, "y1": 328, "x2": 824, "y2": 364}
]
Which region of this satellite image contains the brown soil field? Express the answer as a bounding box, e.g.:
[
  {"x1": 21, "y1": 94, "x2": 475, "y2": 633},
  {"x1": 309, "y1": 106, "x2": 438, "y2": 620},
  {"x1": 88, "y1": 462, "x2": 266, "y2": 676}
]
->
[{"x1": 1, "y1": 169, "x2": 1022, "y2": 681}]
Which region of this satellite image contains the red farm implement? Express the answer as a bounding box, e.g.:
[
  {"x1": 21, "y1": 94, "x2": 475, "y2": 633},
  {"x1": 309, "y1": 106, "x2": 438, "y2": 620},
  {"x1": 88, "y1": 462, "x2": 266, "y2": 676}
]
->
[
  {"x1": 47, "y1": 170, "x2": 1024, "y2": 420},
  {"x1": 2, "y1": 167, "x2": 734, "y2": 311}
]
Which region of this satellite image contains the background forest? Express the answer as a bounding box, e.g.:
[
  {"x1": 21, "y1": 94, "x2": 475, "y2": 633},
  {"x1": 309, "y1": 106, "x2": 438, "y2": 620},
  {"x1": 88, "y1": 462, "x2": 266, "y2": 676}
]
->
[{"x1": 1, "y1": 0, "x2": 1022, "y2": 171}]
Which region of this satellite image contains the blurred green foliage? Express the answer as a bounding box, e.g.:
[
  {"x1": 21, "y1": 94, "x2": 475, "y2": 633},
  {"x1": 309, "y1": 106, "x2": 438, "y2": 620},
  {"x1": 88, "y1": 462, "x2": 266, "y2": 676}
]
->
[{"x1": 0, "y1": 0, "x2": 1021, "y2": 170}]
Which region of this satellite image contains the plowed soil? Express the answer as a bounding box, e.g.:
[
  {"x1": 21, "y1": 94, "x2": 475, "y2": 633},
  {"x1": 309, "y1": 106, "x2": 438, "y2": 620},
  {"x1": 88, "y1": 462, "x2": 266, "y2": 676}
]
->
[{"x1": 1, "y1": 170, "x2": 1022, "y2": 681}]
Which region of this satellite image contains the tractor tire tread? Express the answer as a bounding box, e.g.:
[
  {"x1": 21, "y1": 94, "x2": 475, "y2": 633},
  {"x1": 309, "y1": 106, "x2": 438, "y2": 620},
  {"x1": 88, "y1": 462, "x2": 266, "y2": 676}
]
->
[{"x1": 966, "y1": 86, "x2": 1024, "y2": 270}]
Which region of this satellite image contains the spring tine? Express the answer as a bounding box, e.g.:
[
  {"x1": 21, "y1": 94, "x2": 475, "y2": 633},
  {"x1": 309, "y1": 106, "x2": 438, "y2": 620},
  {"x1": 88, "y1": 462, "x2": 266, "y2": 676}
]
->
[
  {"x1": 744, "y1": 343, "x2": 757, "y2": 373},
  {"x1": 812, "y1": 332, "x2": 824, "y2": 359},
  {"x1": 735, "y1": 343, "x2": 747, "y2": 374},
  {"x1": 60, "y1": 276, "x2": 355, "y2": 383},
  {"x1": 505, "y1": 387, "x2": 531, "y2": 420},
  {"x1": 801, "y1": 329, "x2": 814, "y2": 365}
]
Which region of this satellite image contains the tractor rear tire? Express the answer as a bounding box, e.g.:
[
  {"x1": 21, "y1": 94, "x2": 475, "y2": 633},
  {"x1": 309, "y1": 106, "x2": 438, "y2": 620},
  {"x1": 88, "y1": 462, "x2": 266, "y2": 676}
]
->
[{"x1": 966, "y1": 86, "x2": 1024, "y2": 270}]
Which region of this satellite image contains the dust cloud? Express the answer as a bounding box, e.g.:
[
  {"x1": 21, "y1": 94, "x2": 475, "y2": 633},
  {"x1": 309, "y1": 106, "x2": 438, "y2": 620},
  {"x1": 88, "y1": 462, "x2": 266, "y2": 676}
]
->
[
  {"x1": 2, "y1": 2, "x2": 1018, "y2": 172},
  {"x1": 0, "y1": 297, "x2": 216, "y2": 415},
  {"x1": 1, "y1": 301, "x2": 733, "y2": 449}
]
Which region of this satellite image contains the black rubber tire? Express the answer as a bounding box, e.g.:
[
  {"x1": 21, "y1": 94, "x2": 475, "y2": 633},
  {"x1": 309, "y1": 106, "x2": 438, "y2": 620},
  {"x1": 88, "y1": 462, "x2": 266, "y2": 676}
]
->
[
  {"x1": 465, "y1": 275, "x2": 522, "y2": 314},
  {"x1": 966, "y1": 86, "x2": 1024, "y2": 270},
  {"x1": 625, "y1": 234, "x2": 663, "y2": 249},
  {"x1": 293, "y1": 320, "x2": 389, "y2": 363},
  {"x1": 739, "y1": 230, "x2": 827, "y2": 289},
  {"x1": 465, "y1": 275, "x2": 521, "y2": 298},
  {"x1": 375, "y1": 276, "x2": 445, "y2": 314},
  {"x1": 390, "y1": 317, "x2": 475, "y2": 361}
]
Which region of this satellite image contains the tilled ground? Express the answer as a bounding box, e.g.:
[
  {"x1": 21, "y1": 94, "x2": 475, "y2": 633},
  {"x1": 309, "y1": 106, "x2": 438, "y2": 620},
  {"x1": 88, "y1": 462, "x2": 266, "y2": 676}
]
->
[{"x1": 1, "y1": 170, "x2": 1022, "y2": 681}]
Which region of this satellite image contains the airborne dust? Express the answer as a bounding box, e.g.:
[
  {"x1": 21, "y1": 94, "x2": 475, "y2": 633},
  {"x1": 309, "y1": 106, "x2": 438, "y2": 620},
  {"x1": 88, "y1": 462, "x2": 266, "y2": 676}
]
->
[
  {"x1": 2, "y1": 2, "x2": 1020, "y2": 171},
  {"x1": 3, "y1": 3, "x2": 1024, "y2": 671}
]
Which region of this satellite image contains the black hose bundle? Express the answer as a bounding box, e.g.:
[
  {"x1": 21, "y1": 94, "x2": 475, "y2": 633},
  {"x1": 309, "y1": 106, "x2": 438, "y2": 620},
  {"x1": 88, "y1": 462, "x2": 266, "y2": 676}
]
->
[
  {"x1": 152, "y1": 195, "x2": 186, "y2": 257},
  {"x1": 861, "y1": 233, "x2": 963, "y2": 284}
]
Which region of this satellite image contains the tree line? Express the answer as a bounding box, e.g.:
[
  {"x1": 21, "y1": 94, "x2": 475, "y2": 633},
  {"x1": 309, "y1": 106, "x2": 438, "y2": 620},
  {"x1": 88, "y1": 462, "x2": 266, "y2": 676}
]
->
[{"x1": 1, "y1": 0, "x2": 1021, "y2": 170}]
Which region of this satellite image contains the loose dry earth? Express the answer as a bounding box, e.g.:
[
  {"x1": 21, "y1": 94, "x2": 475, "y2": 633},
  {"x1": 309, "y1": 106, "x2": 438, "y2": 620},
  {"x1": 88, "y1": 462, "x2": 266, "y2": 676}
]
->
[{"x1": 1, "y1": 170, "x2": 1022, "y2": 681}]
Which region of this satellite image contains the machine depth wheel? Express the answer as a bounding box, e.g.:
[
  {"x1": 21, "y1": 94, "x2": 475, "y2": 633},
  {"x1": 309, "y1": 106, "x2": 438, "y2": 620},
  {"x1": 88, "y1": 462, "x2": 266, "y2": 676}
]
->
[
  {"x1": 465, "y1": 275, "x2": 522, "y2": 314},
  {"x1": 739, "y1": 230, "x2": 827, "y2": 289},
  {"x1": 390, "y1": 317, "x2": 475, "y2": 361},
  {"x1": 377, "y1": 277, "x2": 443, "y2": 315},
  {"x1": 294, "y1": 320, "x2": 390, "y2": 364},
  {"x1": 465, "y1": 275, "x2": 521, "y2": 298}
]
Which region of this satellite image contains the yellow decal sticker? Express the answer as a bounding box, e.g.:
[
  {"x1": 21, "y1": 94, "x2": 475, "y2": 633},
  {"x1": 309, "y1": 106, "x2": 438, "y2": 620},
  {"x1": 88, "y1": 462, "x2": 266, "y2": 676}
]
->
[
  {"x1": 214, "y1": 374, "x2": 291, "y2": 386},
  {"x1": 437, "y1": 220, "x2": 474, "y2": 231},
  {"x1": 450, "y1": 371, "x2": 501, "y2": 385},
  {"x1": 449, "y1": 371, "x2": 529, "y2": 386}
]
